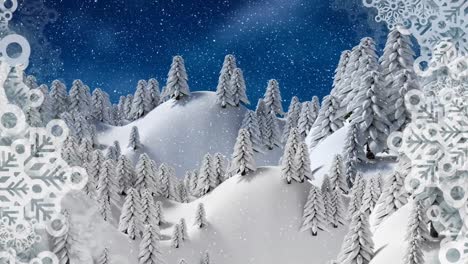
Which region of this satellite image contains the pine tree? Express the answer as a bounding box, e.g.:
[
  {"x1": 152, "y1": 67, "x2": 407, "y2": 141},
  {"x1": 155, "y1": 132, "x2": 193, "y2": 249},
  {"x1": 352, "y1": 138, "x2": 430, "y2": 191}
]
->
[
  {"x1": 295, "y1": 142, "x2": 312, "y2": 182},
  {"x1": 212, "y1": 153, "x2": 227, "y2": 184},
  {"x1": 118, "y1": 187, "x2": 143, "y2": 240},
  {"x1": 68, "y1": 80, "x2": 90, "y2": 117},
  {"x1": 139, "y1": 189, "x2": 157, "y2": 227},
  {"x1": 229, "y1": 129, "x2": 256, "y2": 176},
  {"x1": 380, "y1": 29, "x2": 417, "y2": 134},
  {"x1": 128, "y1": 126, "x2": 142, "y2": 150},
  {"x1": 308, "y1": 95, "x2": 344, "y2": 149},
  {"x1": 201, "y1": 251, "x2": 210, "y2": 264},
  {"x1": 106, "y1": 146, "x2": 118, "y2": 161},
  {"x1": 176, "y1": 181, "x2": 189, "y2": 203},
  {"x1": 265, "y1": 110, "x2": 282, "y2": 149},
  {"x1": 255, "y1": 99, "x2": 269, "y2": 146},
  {"x1": 79, "y1": 138, "x2": 93, "y2": 164},
  {"x1": 337, "y1": 211, "x2": 374, "y2": 264},
  {"x1": 230, "y1": 68, "x2": 249, "y2": 106},
  {"x1": 321, "y1": 176, "x2": 334, "y2": 222},
  {"x1": 263, "y1": 79, "x2": 284, "y2": 116},
  {"x1": 25, "y1": 75, "x2": 38, "y2": 89},
  {"x1": 134, "y1": 154, "x2": 157, "y2": 194},
  {"x1": 61, "y1": 136, "x2": 81, "y2": 166},
  {"x1": 241, "y1": 110, "x2": 263, "y2": 152},
  {"x1": 347, "y1": 174, "x2": 366, "y2": 219},
  {"x1": 311, "y1": 96, "x2": 320, "y2": 123},
  {"x1": 330, "y1": 188, "x2": 346, "y2": 228},
  {"x1": 188, "y1": 170, "x2": 199, "y2": 196},
  {"x1": 179, "y1": 218, "x2": 187, "y2": 241},
  {"x1": 146, "y1": 78, "x2": 160, "y2": 111},
  {"x1": 49, "y1": 80, "x2": 68, "y2": 118},
  {"x1": 25, "y1": 106, "x2": 42, "y2": 127},
  {"x1": 361, "y1": 177, "x2": 381, "y2": 215},
  {"x1": 88, "y1": 150, "x2": 105, "y2": 184},
  {"x1": 118, "y1": 96, "x2": 127, "y2": 121},
  {"x1": 373, "y1": 170, "x2": 408, "y2": 227},
  {"x1": 124, "y1": 94, "x2": 133, "y2": 120},
  {"x1": 52, "y1": 210, "x2": 72, "y2": 264},
  {"x1": 166, "y1": 55, "x2": 190, "y2": 100},
  {"x1": 343, "y1": 123, "x2": 363, "y2": 187},
  {"x1": 330, "y1": 50, "x2": 351, "y2": 98},
  {"x1": 97, "y1": 159, "x2": 120, "y2": 221},
  {"x1": 297, "y1": 102, "x2": 315, "y2": 137},
  {"x1": 301, "y1": 185, "x2": 328, "y2": 236},
  {"x1": 329, "y1": 154, "x2": 348, "y2": 194},
  {"x1": 131, "y1": 80, "x2": 152, "y2": 120},
  {"x1": 216, "y1": 54, "x2": 237, "y2": 107},
  {"x1": 138, "y1": 224, "x2": 164, "y2": 264},
  {"x1": 155, "y1": 201, "x2": 165, "y2": 226},
  {"x1": 113, "y1": 141, "x2": 121, "y2": 156},
  {"x1": 281, "y1": 129, "x2": 300, "y2": 184},
  {"x1": 92, "y1": 88, "x2": 110, "y2": 122},
  {"x1": 158, "y1": 163, "x2": 171, "y2": 198},
  {"x1": 96, "y1": 248, "x2": 110, "y2": 264},
  {"x1": 82, "y1": 163, "x2": 97, "y2": 198},
  {"x1": 171, "y1": 224, "x2": 182, "y2": 248},
  {"x1": 403, "y1": 200, "x2": 428, "y2": 264},
  {"x1": 194, "y1": 203, "x2": 207, "y2": 228},
  {"x1": 198, "y1": 153, "x2": 216, "y2": 195},
  {"x1": 282, "y1": 96, "x2": 301, "y2": 143}
]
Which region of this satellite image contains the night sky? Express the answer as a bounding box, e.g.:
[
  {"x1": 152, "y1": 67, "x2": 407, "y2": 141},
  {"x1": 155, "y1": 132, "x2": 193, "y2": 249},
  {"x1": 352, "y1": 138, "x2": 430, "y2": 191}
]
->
[{"x1": 13, "y1": 0, "x2": 387, "y2": 107}]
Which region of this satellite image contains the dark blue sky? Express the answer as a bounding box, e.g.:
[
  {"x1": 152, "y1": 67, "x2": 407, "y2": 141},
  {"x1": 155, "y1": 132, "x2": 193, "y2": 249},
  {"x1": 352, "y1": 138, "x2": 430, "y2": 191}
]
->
[{"x1": 13, "y1": 0, "x2": 387, "y2": 106}]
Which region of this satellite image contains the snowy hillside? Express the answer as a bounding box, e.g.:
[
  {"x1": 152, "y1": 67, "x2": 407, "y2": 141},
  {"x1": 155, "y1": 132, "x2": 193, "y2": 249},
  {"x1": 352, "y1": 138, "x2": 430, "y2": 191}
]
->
[
  {"x1": 63, "y1": 167, "x2": 348, "y2": 264},
  {"x1": 97, "y1": 91, "x2": 283, "y2": 175}
]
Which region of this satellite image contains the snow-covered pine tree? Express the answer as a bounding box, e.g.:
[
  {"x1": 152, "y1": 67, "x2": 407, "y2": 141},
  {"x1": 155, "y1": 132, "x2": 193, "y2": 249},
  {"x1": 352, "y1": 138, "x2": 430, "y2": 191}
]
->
[
  {"x1": 128, "y1": 126, "x2": 142, "y2": 150},
  {"x1": 73, "y1": 112, "x2": 90, "y2": 142},
  {"x1": 241, "y1": 110, "x2": 263, "y2": 152},
  {"x1": 61, "y1": 136, "x2": 81, "y2": 166},
  {"x1": 92, "y1": 88, "x2": 110, "y2": 122},
  {"x1": 25, "y1": 75, "x2": 38, "y2": 89},
  {"x1": 343, "y1": 122, "x2": 363, "y2": 187},
  {"x1": 113, "y1": 141, "x2": 121, "y2": 156},
  {"x1": 373, "y1": 170, "x2": 408, "y2": 227},
  {"x1": 116, "y1": 155, "x2": 135, "y2": 194},
  {"x1": 138, "y1": 224, "x2": 164, "y2": 264},
  {"x1": 230, "y1": 68, "x2": 250, "y2": 106},
  {"x1": 36, "y1": 85, "x2": 51, "y2": 123},
  {"x1": 361, "y1": 177, "x2": 382, "y2": 215},
  {"x1": 155, "y1": 201, "x2": 165, "y2": 226},
  {"x1": 349, "y1": 71, "x2": 391, "y2": 159},
  {"x1": 321, "y1": 175, "x2": 334, "y2": 222},
  {"x1": 263, "y1": 79, "x2": 284, "y2": 116},
  {"x1": 297, "y1": 101, "x2": 315, "y2": 138},
  {"x1": 139, "y1": 189, "x2": 157, "y2": 227},
  {"x1": 96, "y1": 248, "x2": 110, "y2": 264},
  {"x1": 188, "y1": 170, "x2": 199, "y2": 197},
  {"x1": 179, "y1": 218, "x2": 187, "y2": 241},
  {"x1": 25, "y1": 106, "x2": 42, "y2": 127},
  {"x1": 330, "y1": 50, "x2": 351, "y2": 97},
  {"x1": 146, "y1": 78, "x2": 160, "y2": 111},
  {"x1": 158, "y1": 163, "x2": 171, "y2": 198},
  {"x1": 118, "y1": 187, "x2": 143, "y2": 240},
  {"x1": 197, "y1": 154, "x2": 215, "y2": 195},
  {"x1": 175, "y1": 181, "x2": 189, "y2": 203},
  {"x1": 97, "y1": 159, "x2": 120, "y2": 221},
  {"x1": 281, "y1": 128, "x2": 300, "y2": 184},
  {"x1": 229, "y1": 129, "x2": 256, "y2": 176},
  {"x1": 68, "y1": 80, "x2": 90, "y2": 117},
  {"x1": 295, "y1": 142, "x2": 312, "y2": 182},
  {"x1": 212, "y1": 153, "x2": 227, "y2": 185},
  {"x1": 301, "y1": 185, "x2": 328, "y2": 236},
  {"x1": 337, "y1": 210, "x2": 374, "y2": 264},
  {"x1": 282, "y1": 96, "x2": 301, "y2": 143},
  {"x1": 49, "y1": 80, "x2": 68, "y2": 118},
  {"x1": 403, "y1": 200, "x2": 428, "y2": 264},
  {"x1": 347, "y1": 174, "x2": 366, "y2": 219},
  {"x1": 255, "y1": 99, "x2": 269, "y2": 146},
  {"x1": 106, "y1": 146, "x2": 118, "y2": 161},
  {"x1": 308, "y1": 95, "x2": 344, "y2": 150},
  {"x1": 134, "y1": 154, "x2": 157, "y2": 194},
  {"x1": 216, "y1": 54, "x2": 237, "y2": 107},
  {"x1": 88, "y1": 149, "x2": 105, "y2": 183},
  {"x1": 329, "y1": 154, "x2": 348, "y2": 194},
  {"x1": 201, "y1": 251, "x2": 210, "y2": 264},
  {"x1": 194, "y1": 203, "x2": 207, "y2": 228},
  {"x1": 79, "y1": 138, "x2": 93, "y2": 164},
  {"x1": 330, "y1": 187, "x2": 346, "y2": 228},
  {"x1": 265, "y1": 110, "x2": 282, "y2": 149},
  {"x1": 82, "y1": 163, "x2": 97, "y2": 198},
  {"x1": 380, "y1": 29, "x2": 417, "y2": 134},
  {"x1": 131, "y1": 80, "x2": 151, "y2": 120},
  {"x1": 123, "y1": 94, "x2": 133, "y2": 120},
  {"x1": 166, "y1": 55, "x2": 190, "y2": 100},
  {"x1": 311, "y1": 96, "x2": 320, "y2": 123},
  {"x1": 171, "y1": 224, "x2": 182, "y2": 248},
  {"x1": 118, "y1": 96, "x2": 127, "y2": 120},
  {"x1": 52, "y1": 210, "x2": 72, "y2": 264}
]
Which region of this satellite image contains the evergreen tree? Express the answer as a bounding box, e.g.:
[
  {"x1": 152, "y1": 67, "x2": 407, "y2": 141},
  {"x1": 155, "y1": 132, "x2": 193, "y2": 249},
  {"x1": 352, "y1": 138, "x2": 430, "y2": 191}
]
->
[
  {"x1": 301, "y1": 185, "x2": 328, "y2": 236},
  {"x1": 25, "y1": 75, "x2": 38, "y2": 89},
  {"x1": 79, "y1": 138, "x2": 93, "y2": 164},
  {"x1": 263, "y1": 79, "x2": 284, "y2": 116},
  {"x1": 229, "y1": 129, "x2": 256, "y2": 176},
  {"x1": 92, "y1": 88, "x2": 110, "y2": 122},
  {"x1": 188, "y1": 170, "x2": 199, "y2": 197},
  {"x1": 337, "y1": 211, "x2": 374, "y2": 264},
  {"x1": 179, "y1": 218, "x2": 187, "y2": 241},
  {"x1": 330, "y1": 188, "x2": 346, "y2": 228},
  {"x1": 52, "y1": 210, "x2": 72, "y2": 264},
  {"x1": 171, "y1": 224, "x2": 182, "y2": 248},
  {"x1": 131, "y1": 80, "x2": 152, "y2": 120},
  {"x1": 295, "y1": 142, "x2": 312, "y2": 182},
  {"x1": 176, "y1": 181, "x2": 189, "y2": 203},
  {"x1": 158, "y1": 163, "x2": 171, "y2": 198},
  {"x1": 255, "y1": 99, "x2": 269, "y2": 146},
  {"x1": 128, "y1": 126, "x2": 142, "y2": 150},
  {"x1": 311, "y1": 96, "x2": 320, "y2": 124},
  {"x1": 118, "y1": 187, "x2": 143, "y2": 240},
  {"x1": 82, "y1": 162, "x2": 97, "y2": 198},
  {"x1": 194, "y1": 203, "x2": 207, "y2": 228},
  {"x1": 281, "y1": 129, "x2": 300, "y2": 184},
  {"x1": 116, "y1": 155, "x2": 135, "y2": 194},
  {"x1": 347, "y1": 174, "x2": 366, "y2": 219},
  {"x1": 138, "y1": 224, "x2": 164, "y2": 264},
  {"x1": 123, "y1": 94, "x2": 133, "y2": 120},
  {"x1": 135, "y1": 154, "x2": 157, "y2": 194},
  {"x1": 97, "y1": 159, "x2": 120, "y2": 221},
  {"x1": 37, "y1": 85, "x2": 52, "y2": 124},
  {"x1": 113, "y1": 141, "x2": 122, "y2": 156},
  {"x1": 230, "y1": 68, "x2": 249, "y2": 106},
  {"x1": 361, "y1": 177, "x2": 382, "y2": 215},
  {"x1": 330, "y1": 50, "x2": 351, "y2": 98},
  {"x1": 265, "y1": 110, "x2": 282, "y2": 149},
  {"x1": 96, "y1": 248, "x2": 110, "y2": 264},
  {"x1": 68, "y1": 80, "x2": 89, "y2": 117},
  {"x1": 282, "y1": 96, "x2": 301, "y2": 143},
  {"x1": 88, "y1": 150, "x2": 105, "y2": 183},
  {"x1": 241, "y1": 110, "x2": 263, "y2": 152},
  {"x1": 146, "y1": 78, "x2": 160, "y2": 111},
  {"x1": 403, "y1": 200, "x2": 428, "y2": 264},
  {"x1": 343, "y1": 123, "x2": 363, "y2": 187},
  {"x1": 373, "y1": 170, "x2": 408, "y2": 227},
  {"x1": 216, "y1": 54, "x2": 237, "y2": 107},
  {"x1": 198, "y1": 153, "x2": 216, "y2": 195},
  {"x1": 118, "y1": 96, "x2": 127, "y2": 121},
  {"x1": 25, "y1": 106, "x2": 42, "y2": 127},
  {"x1": 212, "y1": 153, "x2": 227, "y2": 185},
  {"x1": 166, "y1": 55, "x2": 190, "y2": 100},
  {"x1": 321, "y1": 175, "x2": 334, "y2": 222},
  {"x1": 329, "y1": 154, "x2": 348, "y2": 194},
  {"x1": 49, "y1": 80, "x2": 68, "y2": 118},
  {"x1": 61, "y1": 136, "x2": 81, "y2": 166},
  {"x1": 155, "y1": 201, "x2": 165, "y2": 226},
  {"x1": 391, "y1": 69, "x2": 420, "y2": 132},
  {"x1": 308, "y1": 95, "x2": 344, "y2": 149},
  {"x1": 297, "y1": 102, "x2": 315, "y2": 137},
  {"x1": 106, "y1": 146, "x2": 118, "y2": 161},
  {"x1": 140, "y1": 189, "x2": 158, "y2": 227}
]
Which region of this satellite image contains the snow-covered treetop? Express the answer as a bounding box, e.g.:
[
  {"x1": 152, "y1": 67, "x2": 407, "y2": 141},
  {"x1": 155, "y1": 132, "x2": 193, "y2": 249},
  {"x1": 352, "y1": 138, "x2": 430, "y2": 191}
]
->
[
  {"x1": 166, "y1": 55, "x2": 190, "y2": 100},
  {"x1": 230, "y1": 68, "x2": 250, "y2": 106},
  {"x1": 264, "y1": 79, "x2": 284, "y2": 116}
]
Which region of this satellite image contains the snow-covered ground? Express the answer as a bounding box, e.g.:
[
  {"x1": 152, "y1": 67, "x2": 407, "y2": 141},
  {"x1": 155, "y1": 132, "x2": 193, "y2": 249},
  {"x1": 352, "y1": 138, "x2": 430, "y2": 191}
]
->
[{"x1": 97, "y1": 91, "x2": 283, "y2": 176}]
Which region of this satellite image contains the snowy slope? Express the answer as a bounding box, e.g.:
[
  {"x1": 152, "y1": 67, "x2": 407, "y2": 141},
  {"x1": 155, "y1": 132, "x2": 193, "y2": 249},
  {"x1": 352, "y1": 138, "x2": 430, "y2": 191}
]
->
[
  {"x1": 97, "y1": 91, "x2": 283, "y2": 176},
  {"x1": 63, "y1": 167, "x2": 348, "y2": 264}
]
